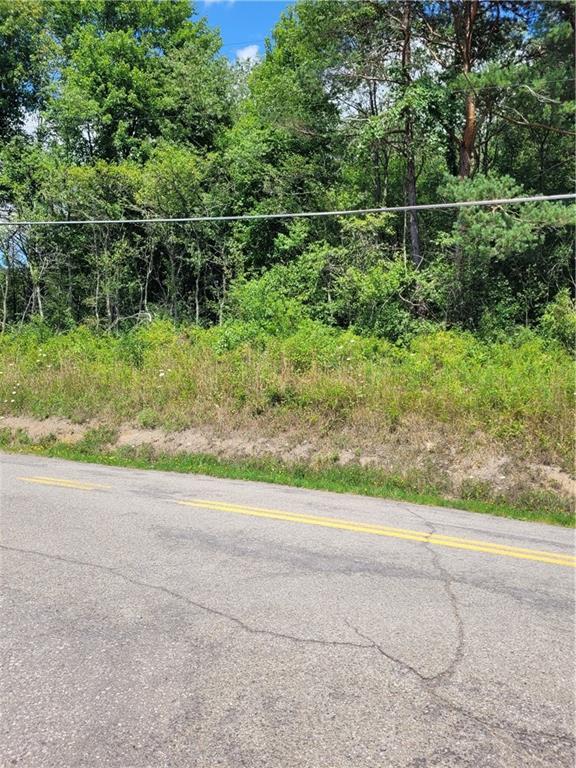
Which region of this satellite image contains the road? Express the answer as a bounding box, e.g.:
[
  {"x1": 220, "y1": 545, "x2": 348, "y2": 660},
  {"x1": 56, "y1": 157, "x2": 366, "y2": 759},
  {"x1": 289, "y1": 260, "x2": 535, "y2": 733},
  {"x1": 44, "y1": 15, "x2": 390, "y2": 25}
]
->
[{"x1": 1, "y1": 453, "x2": 574, "y2": 768}]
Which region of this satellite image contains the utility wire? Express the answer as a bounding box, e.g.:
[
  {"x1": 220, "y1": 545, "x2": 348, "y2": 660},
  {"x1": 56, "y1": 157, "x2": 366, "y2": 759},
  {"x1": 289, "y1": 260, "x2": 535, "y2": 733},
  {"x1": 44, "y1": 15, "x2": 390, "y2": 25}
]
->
[{"x1": 1, "y1": 194, "x2": 574, "y2": 228}]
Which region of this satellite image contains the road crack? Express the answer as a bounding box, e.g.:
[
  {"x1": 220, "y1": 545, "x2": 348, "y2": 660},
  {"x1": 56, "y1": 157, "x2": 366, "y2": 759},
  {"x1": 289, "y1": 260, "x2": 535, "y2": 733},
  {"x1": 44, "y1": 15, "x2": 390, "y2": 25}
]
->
[
  {"x1": 404, "y1": 505, "x2": 466, "y2": 684},
  {"x1": 344, "y1": 618, "x2": 435, "y2": 682},
  {"x1": 345, "y1": 619, "x2": 573, "y2": 763},
  {"x1": 345, "y1": 506, "x2": 574, "y2": 762},
  {"x1": 0, "y1": 544, "x2": 372, "y2": 651},
  {"x1": 3, "y1": 543, "x2": 573, "y2": 760}
]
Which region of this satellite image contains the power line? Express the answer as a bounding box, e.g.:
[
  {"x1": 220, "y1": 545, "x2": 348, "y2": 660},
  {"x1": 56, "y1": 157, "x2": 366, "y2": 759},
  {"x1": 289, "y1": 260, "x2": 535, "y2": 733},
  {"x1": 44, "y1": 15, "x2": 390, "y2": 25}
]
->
[{"x1": 0, "y1": 194, "x2": 573, "y2": 228}]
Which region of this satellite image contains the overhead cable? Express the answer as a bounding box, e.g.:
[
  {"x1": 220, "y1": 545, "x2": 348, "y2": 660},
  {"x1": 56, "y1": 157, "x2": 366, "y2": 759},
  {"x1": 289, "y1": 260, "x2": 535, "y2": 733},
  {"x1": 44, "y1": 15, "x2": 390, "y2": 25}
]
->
[{"x1": 0, "y1": 193, "x2": 574, "y2": 228}]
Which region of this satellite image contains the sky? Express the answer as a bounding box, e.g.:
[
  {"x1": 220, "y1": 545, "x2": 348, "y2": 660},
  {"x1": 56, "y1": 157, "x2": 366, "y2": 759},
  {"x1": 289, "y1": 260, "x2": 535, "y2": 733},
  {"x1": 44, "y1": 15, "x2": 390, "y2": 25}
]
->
[{"x1": 198, "y1": 1, "x2": 291, "y2": 61}]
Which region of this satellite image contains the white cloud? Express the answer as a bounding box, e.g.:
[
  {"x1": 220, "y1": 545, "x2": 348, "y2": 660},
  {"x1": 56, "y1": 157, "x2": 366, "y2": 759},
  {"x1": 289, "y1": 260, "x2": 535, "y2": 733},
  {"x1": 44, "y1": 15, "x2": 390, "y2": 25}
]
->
[
  {"x1": 203, "y1": 0, "x2": 235, "y2": 6},
  {"x1": 236, "y1": 44, "x2": 260, "y2": 62}
]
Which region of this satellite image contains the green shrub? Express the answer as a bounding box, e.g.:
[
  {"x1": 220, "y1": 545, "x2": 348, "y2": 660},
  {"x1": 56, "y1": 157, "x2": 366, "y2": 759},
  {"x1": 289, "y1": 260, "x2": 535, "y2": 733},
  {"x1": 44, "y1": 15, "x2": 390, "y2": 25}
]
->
[
  {"x1": 539, "y1": 289, "x2": 576, "y2": 353},
  {"x1": 227, "y1": 278, "x2": 306, "y2": 336},
  {"x1": 333, "y1": 261, "x2": 436, "y2": 342}
]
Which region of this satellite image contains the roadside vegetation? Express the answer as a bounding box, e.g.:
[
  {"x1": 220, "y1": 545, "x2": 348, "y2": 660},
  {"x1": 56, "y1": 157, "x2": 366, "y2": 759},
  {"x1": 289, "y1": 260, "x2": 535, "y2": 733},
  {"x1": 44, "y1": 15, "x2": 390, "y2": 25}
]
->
[
  {"x1": 0, "y1": 318, "x2": 572, "y2": 459},
  {"x1": 0, "y1": 1, "x2": 574, "y2": 523},
  {"x1": 1, "y1": 317, "x2": 573, "y2": 524},
  {"x1": 2, "y1": 431, "x2": 572, "y2": 527}
]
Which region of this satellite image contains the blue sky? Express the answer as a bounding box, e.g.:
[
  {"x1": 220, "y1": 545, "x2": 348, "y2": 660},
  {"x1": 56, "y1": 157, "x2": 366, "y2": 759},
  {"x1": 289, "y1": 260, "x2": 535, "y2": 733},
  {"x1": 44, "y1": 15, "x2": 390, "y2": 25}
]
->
[{"x1": 198, "y1": 1, "x2": 291, "y2": 61}]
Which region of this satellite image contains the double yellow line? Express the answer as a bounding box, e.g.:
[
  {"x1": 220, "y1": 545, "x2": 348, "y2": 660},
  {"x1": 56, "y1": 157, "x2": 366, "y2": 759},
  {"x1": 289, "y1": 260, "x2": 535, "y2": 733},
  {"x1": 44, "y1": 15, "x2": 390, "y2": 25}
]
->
[
  {"x1": 177, "y1": 498, "x2": 576, "y2": 568},
  {"x1": 16, "y1": 476, "x2": 574, "y2": 567},
  {"x1": 18, "y1": 476, "x2": 111, "y2": 492}
]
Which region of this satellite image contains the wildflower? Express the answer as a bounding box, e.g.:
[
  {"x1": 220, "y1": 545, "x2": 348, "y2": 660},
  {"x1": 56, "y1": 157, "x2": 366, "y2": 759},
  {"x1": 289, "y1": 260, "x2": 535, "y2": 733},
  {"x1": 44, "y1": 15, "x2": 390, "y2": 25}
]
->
[
  {"x1": 159, "y1": 371, "x2": 165, "y2": 377},
  {"x1": 10, "y1": 399, "x2": 14, "y2": 403}
]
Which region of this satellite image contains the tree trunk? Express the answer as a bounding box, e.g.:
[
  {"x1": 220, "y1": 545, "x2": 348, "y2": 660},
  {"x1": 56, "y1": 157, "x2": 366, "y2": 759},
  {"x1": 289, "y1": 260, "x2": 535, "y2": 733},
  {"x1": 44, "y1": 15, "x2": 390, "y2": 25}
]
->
[
  {"x1": 143, "y1": 248, "x2": 153, "y2": 314},
  {"x1": 368, "y1": 80, "x2": 383, "y2": 205},
  {"x1": 1, "y1": 245, "x2": 10, "y2": 334},
  {"x1": 219, "y1": 270, "x2": 226, "y2": 325},
  {"x1": 67, "y1": 259, "x2": 74, "y2": 318},
  {"x1": 35, "y1": 283, "x2": 44, "y2": 320},
  {"x1": 402, "y1": 1, "x2": 422, "y2": 267},
  {"x1": 29, "y1": 262, "x2": 44, "y2": 319},
  {"x1": 105, "y1": 290, "x2": 112, "y2": 326},
  {"x1": 453, "y1": 0, "x2": 479, "y2": 178},
  {"x1": 460, "y1": 90, "x2": 477, "y2": 178},
  {"x1": 451, "y1": 0, "x2": 479, "y2": 323},
  {"x1": 194, "y1": 271, "x2": 200, "y2": 325},
  {"x1": 95, "y1": 270, "x2": 100, "y2": 327}
]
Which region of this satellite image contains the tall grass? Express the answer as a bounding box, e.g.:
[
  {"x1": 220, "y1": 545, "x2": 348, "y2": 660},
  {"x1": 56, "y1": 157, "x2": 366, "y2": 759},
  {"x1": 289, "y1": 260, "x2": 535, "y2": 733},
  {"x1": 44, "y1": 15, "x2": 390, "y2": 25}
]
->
[{"x1": 0, "y1": 319, "x2": 573, "y2": 468}]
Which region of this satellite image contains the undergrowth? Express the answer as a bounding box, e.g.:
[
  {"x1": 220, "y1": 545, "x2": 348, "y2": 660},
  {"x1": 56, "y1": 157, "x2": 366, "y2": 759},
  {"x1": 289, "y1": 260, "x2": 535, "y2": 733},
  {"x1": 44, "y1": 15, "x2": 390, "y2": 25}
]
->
[{"x1": 0, "y1": 319, "x2": 572, "y2": 469}]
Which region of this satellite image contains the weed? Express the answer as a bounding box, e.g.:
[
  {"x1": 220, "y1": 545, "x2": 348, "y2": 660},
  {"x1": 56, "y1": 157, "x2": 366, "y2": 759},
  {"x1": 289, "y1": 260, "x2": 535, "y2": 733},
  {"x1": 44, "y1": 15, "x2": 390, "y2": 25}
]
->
[
  {"x1": 137, "y1": 408, "x2": 161, "y2": 429},
  {"x1": 0, "y1": 320, "x2": 573, "y2": 471},
  {"x1": 79, "y1": 426, "x2": 119, "y2": 452}
]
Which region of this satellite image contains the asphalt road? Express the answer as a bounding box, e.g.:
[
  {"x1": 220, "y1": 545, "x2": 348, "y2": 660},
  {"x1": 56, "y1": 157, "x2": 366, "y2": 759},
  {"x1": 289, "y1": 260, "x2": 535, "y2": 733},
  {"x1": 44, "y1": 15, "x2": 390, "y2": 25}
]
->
[{"x1": 1, "y1": 453, "x2": 574, "y2": 768}]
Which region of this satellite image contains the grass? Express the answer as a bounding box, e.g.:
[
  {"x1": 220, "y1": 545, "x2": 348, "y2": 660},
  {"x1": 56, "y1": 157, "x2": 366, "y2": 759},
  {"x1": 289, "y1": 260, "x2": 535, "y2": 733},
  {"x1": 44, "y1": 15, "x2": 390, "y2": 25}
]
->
[
  {"x1": 1, "y1": 427, "x2": 573, "y2": 526},
  {"x1": 0, "y1": 319, "x2": 573, "y2": 466},
  {"x1": 0, "y1": 319, "x2": 573, "y2": 526}
]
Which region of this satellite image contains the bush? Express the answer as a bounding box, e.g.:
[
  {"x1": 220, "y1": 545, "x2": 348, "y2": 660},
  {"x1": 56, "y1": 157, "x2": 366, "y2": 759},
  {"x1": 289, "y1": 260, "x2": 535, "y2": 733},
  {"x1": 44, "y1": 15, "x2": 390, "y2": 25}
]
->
[
  {"x1": 333, "y1": 261, "x2": 436, "y2": 342},
  {"x1": 539, "y1": 289, "x2": 576, "y2": 353},
  {"x1": 227, "y1": 277, "x2": 306, "y2": 336}
]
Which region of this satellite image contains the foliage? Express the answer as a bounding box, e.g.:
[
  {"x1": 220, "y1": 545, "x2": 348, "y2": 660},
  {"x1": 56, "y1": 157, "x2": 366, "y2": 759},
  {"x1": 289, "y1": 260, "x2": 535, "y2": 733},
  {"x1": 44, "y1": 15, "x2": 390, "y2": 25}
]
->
[
  {"x1": 0, "y1": 321, "x2": 572, "y2": 470},
  {"x1": 0, "y1": 0, "x2": 573, "y2": 345},
  {"x1": 0, "y1": 0, "x2": 49, "y2": 140},
  {"x1": 539, "y1": 289, "x2": 576, "y2": 353}
]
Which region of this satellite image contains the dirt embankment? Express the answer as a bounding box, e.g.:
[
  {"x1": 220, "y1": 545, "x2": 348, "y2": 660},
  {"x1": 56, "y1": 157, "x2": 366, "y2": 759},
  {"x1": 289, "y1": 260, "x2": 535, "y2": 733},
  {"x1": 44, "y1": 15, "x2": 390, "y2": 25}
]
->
[{"x1": 2, "y1": 414, "x2": 574, "y2": 504}]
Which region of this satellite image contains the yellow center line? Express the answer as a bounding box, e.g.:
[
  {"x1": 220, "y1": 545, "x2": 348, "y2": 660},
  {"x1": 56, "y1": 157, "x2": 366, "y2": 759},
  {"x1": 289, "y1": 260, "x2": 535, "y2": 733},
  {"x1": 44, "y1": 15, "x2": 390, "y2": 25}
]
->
[
  {"x1": 184, "y1": 500, "x2": 572, "y2": 558},
  {"x1": 176, "y1": 499, "x2": 575, "y2": 568},
  {"x1": 18, "y1": 476, "x2": 111, "y2": 491}
]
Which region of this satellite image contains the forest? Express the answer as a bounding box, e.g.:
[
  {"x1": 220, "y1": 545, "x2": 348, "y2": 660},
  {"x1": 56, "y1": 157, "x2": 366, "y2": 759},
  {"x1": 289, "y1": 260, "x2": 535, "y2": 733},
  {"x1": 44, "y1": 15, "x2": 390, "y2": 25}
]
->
[
  {"x1": 0, "y1": 0, "x2": 574, "y2": 520},
  {"x1": 0, "y1": 0, "x2": 574, "y2": 338}
]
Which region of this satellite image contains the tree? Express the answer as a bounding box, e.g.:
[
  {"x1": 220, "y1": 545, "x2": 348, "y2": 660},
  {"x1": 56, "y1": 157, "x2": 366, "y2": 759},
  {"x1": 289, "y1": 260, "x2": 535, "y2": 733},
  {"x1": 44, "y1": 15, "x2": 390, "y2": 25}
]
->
[
  {"x1": 45, "y1": 0, "x2": 231, "y2": 161},
  {"x1": 0, "y1": 0, "x2": 48, "y2": 140},
  {"x1": 0, "y1": 0, "x2": 572, "y2": 339}
]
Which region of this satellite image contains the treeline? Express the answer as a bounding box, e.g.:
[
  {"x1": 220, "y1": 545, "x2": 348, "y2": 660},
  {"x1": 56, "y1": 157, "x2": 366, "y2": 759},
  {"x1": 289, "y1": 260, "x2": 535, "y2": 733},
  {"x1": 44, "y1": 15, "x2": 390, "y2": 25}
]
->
[{"x1": 0, "y1": 0, "x2": 574, "y2": 342}]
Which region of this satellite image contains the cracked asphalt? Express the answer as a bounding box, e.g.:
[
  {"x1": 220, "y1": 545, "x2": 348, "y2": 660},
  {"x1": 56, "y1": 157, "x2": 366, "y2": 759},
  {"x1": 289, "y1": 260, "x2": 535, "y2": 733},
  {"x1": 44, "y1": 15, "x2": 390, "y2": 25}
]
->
[{"x1": 1, "y1": 453, "x2": 575, "y2": 768}]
